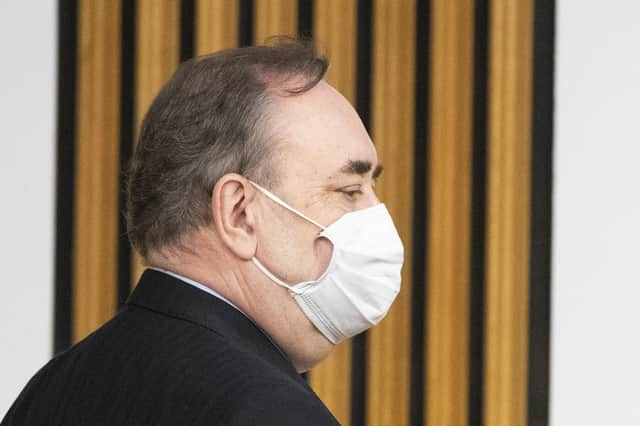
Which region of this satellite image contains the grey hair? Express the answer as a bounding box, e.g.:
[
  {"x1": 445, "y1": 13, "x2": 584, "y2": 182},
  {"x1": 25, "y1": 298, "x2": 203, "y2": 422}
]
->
[{"x1": 125, "y1": 37, "x2": 329, "y2": 260}]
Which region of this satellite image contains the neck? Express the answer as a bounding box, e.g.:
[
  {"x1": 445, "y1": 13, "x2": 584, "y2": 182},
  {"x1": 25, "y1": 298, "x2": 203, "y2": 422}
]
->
[
  {"x1": 147, "y1": 237, "x2": 334, "y2": 373},
  {"x1": 148, "y1": 246, "x2": 253, "y2": 317}
]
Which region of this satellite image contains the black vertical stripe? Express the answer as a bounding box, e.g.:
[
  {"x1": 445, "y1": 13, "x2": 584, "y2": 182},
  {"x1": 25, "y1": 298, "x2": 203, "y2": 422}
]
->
[
  {"x1": 351, "y1": 2, "x2": 372, "y2": 425},
  {"x1": 117, "y1": 0, "x2": 136, "y2": 307},
  {"x1": 238, "y1": 0, "x2": 254, "y2": 46},
  {"x1": 468, "y1": 0, "x2": 489, "y2": 424},
  {"x1": 409, "y1": 0, "x2": 430, "y2": 425},
  {"x1": 54, "y1": 0, "x2": 78, "y2": 355},
  {"x1": 528, "y1": 0, "x2": 555, "y2": 425},
  {"x1": 297, "y1": 0, "x2": 313, "y2": 38},
  {"x1": 180, "y1": 0, "x2": 195, "y2": 61},
  {"x1": 355, "y1": 0, "x2": 372, "y2": 131}
]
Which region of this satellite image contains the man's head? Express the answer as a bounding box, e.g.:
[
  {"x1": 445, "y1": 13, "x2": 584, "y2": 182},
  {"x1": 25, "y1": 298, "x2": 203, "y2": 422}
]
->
[
  {"x1": 126, "y1": 38, "x2": 384, "y2": 371},
  {"x1": 127, "y1": 38, "x2": 330, "y2": 259}
]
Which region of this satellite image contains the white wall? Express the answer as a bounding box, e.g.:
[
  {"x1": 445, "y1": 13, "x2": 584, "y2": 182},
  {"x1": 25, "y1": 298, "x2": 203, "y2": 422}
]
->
[
  {"x1": 0, "y1": 1, "x2": 57, "y2": 417},
  {"x1": 552, "y1": 1, "x2": 640, "y2": 425}
]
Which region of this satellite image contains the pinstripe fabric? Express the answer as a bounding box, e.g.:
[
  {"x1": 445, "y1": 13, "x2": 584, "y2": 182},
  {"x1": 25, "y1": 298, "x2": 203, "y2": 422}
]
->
[{"x1": 3, "y1": 270, "x2": 338, "y2": 425}]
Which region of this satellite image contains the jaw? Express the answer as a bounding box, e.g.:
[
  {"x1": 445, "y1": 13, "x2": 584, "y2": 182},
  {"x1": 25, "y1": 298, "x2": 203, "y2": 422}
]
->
[{"x1": 286, "y1": 329, "x2": 335, "y2": 374}]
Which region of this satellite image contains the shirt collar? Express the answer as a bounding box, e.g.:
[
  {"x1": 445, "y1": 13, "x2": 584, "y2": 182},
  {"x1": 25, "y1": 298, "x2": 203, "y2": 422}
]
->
[{"x1": 151, "y1": 267, "x2": 244, "y2": 314}]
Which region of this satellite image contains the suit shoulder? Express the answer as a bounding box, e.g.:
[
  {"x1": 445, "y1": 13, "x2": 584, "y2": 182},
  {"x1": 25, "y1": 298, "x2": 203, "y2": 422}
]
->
[
  {"x1": 1, "y1": 352, "x2": 67, "y2": 424},
  {"x1": 196, "y1": 379, "x2": 340, "y2": 426}
]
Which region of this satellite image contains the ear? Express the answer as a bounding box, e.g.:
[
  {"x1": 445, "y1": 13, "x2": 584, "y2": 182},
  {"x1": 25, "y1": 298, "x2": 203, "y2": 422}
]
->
[{"x1": 211, "y1": 173, "x2": 258, "y2": 260}]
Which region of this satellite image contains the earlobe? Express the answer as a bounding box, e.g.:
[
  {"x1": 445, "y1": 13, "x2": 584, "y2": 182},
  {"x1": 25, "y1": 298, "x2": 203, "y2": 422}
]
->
[{"x1": 211, "y1": 174, "x2": 257, "y2": 260}]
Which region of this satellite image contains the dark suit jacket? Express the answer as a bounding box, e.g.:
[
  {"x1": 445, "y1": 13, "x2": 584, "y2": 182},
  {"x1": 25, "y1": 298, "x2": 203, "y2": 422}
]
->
[{"x1": 2, "y1": 269, "x2": 339, "y2": 425}]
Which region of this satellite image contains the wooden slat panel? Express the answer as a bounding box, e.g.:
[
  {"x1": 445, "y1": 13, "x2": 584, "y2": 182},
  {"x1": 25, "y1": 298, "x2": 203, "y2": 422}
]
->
[
  {"x1": 367, "y1": 1, "x2": 416, "y2": 425},
  {"x1": 484, "y1": 0, "x2": 533, "y2": 425},
  {"x1": 313, "y1": 0, "x2": 356, "y2": 102},
  {"x1": 196, "y1": 0, "x2": 239, "y2": 54},
  {"x1": 424, "y1": 0, "x2": 474, "y2": 424},
  {"x1": 131, "y1": 0, "x2": 181, "y2": 283},
  {"x1": 308, "y1": 1, "x2": 357, "y2": 424},
  {"x1": 74, "y1": 0, "x2": 121, "y2": 342},
  {"x1": 253, "y1": 0, "x2": 298, "y2": 44}
]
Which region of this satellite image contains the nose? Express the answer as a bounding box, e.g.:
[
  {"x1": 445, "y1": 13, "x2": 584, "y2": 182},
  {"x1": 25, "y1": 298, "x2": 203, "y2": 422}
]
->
[{"x1": 365, "y1": 185, "x2": 380, "y2": 207}]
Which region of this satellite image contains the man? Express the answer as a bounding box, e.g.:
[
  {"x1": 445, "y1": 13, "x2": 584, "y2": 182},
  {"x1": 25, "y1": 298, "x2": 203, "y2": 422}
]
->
[{"x1": 2, "y1": 38, "x2": 403, "y2": 425}]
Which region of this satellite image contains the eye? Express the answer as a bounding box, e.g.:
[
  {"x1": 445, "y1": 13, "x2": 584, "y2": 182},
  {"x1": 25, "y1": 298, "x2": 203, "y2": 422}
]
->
[{"x1": 340, "y1": 187, "x2": 363, "y2": 199}]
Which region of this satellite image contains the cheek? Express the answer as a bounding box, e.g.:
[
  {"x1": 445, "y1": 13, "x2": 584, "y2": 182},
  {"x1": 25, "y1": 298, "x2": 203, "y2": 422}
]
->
[
  {"x1": 260, "y1": 212, "x2": 297, "y2": 256},
  {"x1": 313, "y1": 237, "x2": 333, "y2": 276},
  {"x1": 258, "y1": 213, "x2": 321, "y2": 282},
  {"x1": 280, "y1": 225, "x2": 325, "y2": 282}
]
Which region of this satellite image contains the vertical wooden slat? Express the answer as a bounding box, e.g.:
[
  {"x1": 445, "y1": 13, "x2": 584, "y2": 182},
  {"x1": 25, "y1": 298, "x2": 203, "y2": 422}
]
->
[
  {"x1": 313, "y1": 0, "x2": 356, "y2": 103},
  {"x1": 308, "y1": 1, "x2": 357, "y2": 424},
  {"x1": 74, "y1": 0, "x2": 121, "y2": 342},
  {"x1": 196, "y1": 0, "x2": 239, "y2": 54},
  {"x1": 253, "y1": 0, "x2": 298, "y2": 43},
  {"x1": 484, "y1": 0, "x2": 533, "y2": 425},
  {"x1": 424, "y1": 0, "x2": 475, "y2": 425},
  {"x1": 131, "y1": 0, "x2": 181, "y2": 283},
  {"x1": 367, "y1": 1, "x2": 416, "y2": 425}
]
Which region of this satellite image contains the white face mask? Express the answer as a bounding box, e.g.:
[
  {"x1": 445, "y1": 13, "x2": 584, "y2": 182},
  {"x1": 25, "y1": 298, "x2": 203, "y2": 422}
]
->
[{"x1": 250, "y1": 181, "x2": 404, "y2": 344}]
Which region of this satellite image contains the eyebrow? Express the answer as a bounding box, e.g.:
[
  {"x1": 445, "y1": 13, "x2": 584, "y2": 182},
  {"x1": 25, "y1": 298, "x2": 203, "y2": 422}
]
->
[{"x1": 339, "y1": 160, "x2": 384, "y2": 179}]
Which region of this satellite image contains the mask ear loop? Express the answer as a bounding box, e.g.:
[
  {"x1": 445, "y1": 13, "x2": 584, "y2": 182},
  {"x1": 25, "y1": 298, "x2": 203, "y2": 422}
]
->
[
  {"x1": 248, "y1": 181, "x2": 326, "y2": 230},
  {"x1": 251, "y1": 257, "x2": 306, "y2": 295},
  {"x1": 248, "y1": 180, "x2": 326, "y2": 295}
]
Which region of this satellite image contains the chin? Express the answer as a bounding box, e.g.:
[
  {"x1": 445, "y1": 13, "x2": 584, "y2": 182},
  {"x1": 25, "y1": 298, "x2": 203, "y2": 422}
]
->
[
  {"x1": 291, "y1": 337, "x2": 335, "y2": 373},
  {"x1": 293, "y1": 359, "x2": 319, "y2": 374}
]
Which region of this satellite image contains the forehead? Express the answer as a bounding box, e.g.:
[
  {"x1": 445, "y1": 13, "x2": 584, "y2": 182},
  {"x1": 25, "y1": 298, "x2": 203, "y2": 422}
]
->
[{"x1": 266, "y1": 80, "x2": 378, "y2": 181}]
